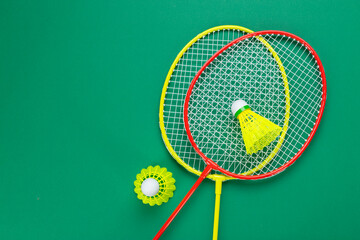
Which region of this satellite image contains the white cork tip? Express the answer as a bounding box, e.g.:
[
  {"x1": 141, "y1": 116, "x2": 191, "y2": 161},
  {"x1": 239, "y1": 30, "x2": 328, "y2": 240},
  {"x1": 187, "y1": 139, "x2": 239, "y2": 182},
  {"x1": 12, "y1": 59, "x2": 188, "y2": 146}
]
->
[
  {"x1": 141, "y1": 178, "x2": 160, "y2": 197},
  {"x1": 231, "y1": 99, "x2": 249, "y2": 116}
]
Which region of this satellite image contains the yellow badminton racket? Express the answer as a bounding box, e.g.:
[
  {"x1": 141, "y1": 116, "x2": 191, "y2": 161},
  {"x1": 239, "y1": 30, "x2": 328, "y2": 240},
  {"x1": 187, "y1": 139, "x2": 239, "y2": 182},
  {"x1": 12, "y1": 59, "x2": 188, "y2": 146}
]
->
[{"x1": 159, "y1": 26, "x2": 290, "y2": 239}]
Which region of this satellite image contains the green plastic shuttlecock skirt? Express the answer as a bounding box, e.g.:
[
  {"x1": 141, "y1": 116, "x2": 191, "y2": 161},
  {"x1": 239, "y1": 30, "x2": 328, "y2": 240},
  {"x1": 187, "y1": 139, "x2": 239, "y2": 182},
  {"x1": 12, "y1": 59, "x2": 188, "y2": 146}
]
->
[{"x1": 134, "y1": 165, "x2": 176, "y2": 206}]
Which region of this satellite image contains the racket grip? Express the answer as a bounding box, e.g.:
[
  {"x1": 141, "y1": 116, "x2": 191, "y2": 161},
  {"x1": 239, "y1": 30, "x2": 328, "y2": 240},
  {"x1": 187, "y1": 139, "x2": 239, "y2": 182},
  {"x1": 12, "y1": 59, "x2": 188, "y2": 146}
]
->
[{"x1": 153, "y1": 165, "x2": 213, "y2": 240}]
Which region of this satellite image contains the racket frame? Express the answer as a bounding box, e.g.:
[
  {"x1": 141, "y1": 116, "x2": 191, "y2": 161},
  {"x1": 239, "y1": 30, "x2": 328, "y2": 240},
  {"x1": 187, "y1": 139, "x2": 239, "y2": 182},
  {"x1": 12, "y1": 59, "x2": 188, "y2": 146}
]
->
[
  {"x1": 159, "y1": 25, "x2": 254, "y2": 181},
  {"x1": 184, "y1": 30, "x2": 327, "y2": 180},
  {"x1": 155, "y1": 30, "x2": 326, "y2": 239}
]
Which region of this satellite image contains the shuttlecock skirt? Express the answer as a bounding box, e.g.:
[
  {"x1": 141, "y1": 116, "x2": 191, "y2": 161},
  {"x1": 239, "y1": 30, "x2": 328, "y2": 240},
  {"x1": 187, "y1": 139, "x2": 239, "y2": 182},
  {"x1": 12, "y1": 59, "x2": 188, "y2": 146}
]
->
[
  {"x1": 134, "y1": 166, "x2": 176, "y2": 206},
  {"x1": 238, "y1": 109, "x2": 282, "y2": 154}
]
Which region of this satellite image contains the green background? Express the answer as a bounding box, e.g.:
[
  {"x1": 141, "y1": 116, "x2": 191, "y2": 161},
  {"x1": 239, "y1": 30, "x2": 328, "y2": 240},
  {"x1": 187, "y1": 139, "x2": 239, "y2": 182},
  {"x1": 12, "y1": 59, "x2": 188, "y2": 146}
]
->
[{"x1": 0, "y1": 0, "x2": 359, "y2": 239}]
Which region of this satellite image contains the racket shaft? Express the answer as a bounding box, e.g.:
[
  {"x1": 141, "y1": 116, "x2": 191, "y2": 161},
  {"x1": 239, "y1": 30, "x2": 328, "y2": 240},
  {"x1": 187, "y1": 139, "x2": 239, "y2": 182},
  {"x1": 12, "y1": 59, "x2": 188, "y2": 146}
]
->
[
  {"x1": 154, "y1": 165, "x2": 213, "y2": 239},
  {"x1": 213, "y1": 179, "x2": 222, "y2": 240}
]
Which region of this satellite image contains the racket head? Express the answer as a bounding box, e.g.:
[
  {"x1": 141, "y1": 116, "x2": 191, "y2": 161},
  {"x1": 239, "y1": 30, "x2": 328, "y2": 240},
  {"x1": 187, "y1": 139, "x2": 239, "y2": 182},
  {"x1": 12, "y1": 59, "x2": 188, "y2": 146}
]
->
[
  {"x1": 159, "y1": 25, "x2": 254, "y2": 181},
  {"x1": 184, "y1": 30, "x2": 327, "y2": 180}
]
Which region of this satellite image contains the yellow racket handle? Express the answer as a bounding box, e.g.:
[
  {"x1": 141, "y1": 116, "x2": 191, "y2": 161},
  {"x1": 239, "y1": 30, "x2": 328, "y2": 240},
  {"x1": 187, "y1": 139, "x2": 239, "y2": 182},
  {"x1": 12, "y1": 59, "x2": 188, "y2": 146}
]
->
[{"x1": 213, "y1": 179, "x2": 223, "y2": 240}]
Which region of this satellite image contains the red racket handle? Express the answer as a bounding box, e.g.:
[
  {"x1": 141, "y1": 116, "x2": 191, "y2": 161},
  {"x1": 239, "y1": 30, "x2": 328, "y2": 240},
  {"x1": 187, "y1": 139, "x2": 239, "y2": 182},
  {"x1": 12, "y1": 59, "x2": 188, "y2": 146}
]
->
[{"x1": 153, "y1": 165, "x2": 213, "y2": 239}]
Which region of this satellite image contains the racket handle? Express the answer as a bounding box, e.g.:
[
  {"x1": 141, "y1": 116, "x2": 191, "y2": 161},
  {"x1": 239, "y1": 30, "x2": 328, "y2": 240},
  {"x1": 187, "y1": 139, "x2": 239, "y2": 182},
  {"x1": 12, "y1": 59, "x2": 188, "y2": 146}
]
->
[
  {"x1": 153, "y1": 165, "x2": 213, "y2": 240},
  {"x1": 212, "y1": 179, "x2": 222, "y2": 240}
]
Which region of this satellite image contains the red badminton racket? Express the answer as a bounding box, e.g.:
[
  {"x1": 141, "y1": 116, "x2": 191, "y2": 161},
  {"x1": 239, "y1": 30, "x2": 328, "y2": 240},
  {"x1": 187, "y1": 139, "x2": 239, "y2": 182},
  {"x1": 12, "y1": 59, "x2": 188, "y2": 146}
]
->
[{"x1": 154, "y1": 30, "x2": 326, "y2": 239}]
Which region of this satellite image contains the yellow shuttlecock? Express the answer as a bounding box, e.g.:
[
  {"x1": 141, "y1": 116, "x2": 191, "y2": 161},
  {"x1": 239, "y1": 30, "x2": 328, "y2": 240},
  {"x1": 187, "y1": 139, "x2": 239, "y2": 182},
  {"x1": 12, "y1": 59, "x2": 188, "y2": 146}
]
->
[
  {"x1": 231, "y1": 99, "x2": 282, "y2": 155},
  {"x1": 134, "y1": 165, "x2": 176, "y2": 206}
]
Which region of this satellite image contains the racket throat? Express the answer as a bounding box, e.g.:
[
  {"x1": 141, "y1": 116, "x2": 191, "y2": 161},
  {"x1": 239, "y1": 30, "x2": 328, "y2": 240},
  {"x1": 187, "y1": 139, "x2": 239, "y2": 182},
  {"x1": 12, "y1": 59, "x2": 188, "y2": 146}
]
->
[{"x1": 200, "y1": 165, "x2": 213, "y2": 179}]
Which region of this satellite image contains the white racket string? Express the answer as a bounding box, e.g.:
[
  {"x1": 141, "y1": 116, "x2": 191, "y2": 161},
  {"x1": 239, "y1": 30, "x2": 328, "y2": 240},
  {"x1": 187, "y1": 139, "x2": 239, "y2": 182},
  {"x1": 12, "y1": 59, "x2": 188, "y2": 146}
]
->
[
  {"x1": 162, "y1": 29, "x2": 249, "y2": 175},
  {"x1": 187, "y1": 34, "x2": 323, "y2": 176}
]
